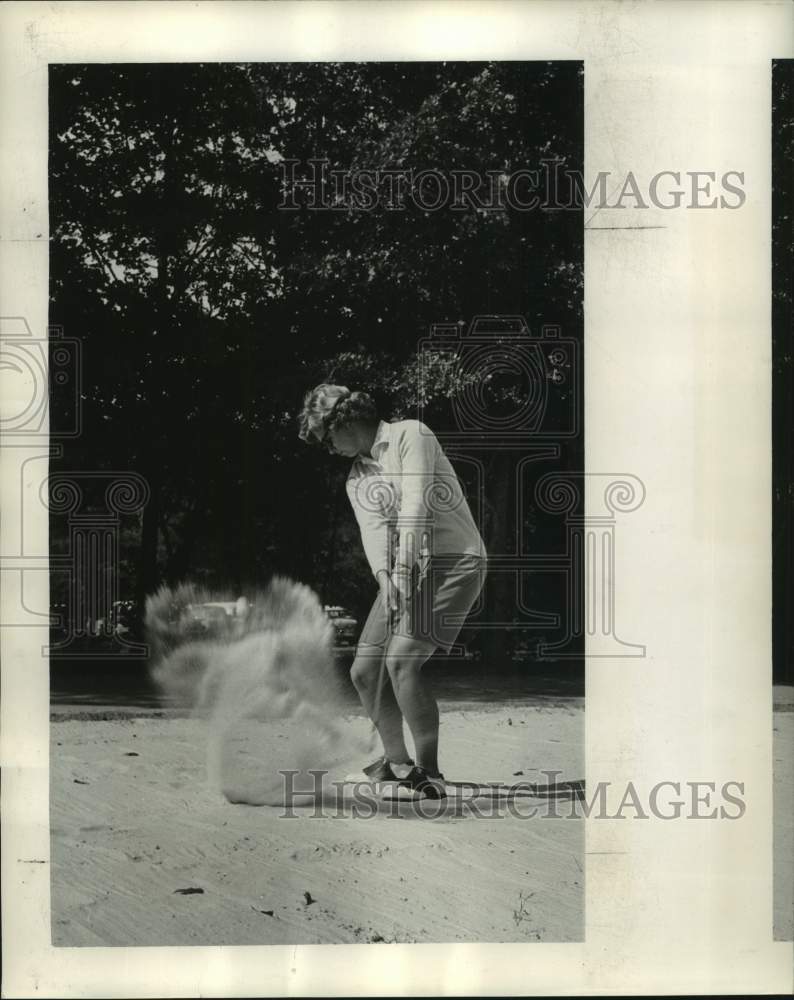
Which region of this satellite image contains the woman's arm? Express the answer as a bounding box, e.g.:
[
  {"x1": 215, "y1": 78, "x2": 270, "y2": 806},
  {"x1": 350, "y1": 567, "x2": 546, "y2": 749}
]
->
[
  {"x1": 394, "y1": 421, "x2": 437, "y2": 571},
  {"x1": 345, "y1": 474, "x2": 395, "y2": 580},
  {"x1": 347, "y1": 475, "x2": 403, "y2": 613}
]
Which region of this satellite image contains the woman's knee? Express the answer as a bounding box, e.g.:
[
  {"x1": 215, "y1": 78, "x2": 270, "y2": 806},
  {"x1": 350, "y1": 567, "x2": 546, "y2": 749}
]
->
[
  {"x1": 384, "y1": 640, "x2": 434, "y2": 681},
  {"x1": 350, "y1": 645, "x2": 384, "y2": 688},
  {"x1": 384, "y1": 652, "x2": 412, "y2": 683}
]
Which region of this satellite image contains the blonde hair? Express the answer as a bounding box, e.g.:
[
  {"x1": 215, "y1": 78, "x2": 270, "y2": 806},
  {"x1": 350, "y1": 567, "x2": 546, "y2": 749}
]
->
[{"x1": 297, "y1": 383, "x2": 378, "y2": 445}]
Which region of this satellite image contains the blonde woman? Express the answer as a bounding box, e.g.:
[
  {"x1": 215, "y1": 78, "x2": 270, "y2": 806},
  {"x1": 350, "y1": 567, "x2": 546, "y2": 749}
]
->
[{"x1": 298, "y1": 384, "x2": 487, "y2": 799}]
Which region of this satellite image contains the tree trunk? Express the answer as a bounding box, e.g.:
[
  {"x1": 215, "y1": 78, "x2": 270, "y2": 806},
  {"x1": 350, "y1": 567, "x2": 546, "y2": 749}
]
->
[
  {"x1": 136, "y1": 112, "x2": 176, "y2": 606},
  {"x1": 136, "y1": 459, "x2": 161, "y2": 607},
  {"x1": 322, "y1": 477, "x2": 343, "y2": 603},
  {"x1": 481, "y1": 450, "x2": 514, "y2": 666}
]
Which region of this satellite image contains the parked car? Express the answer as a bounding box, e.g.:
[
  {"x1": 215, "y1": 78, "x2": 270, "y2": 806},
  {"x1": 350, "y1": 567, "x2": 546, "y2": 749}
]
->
[
  {"x1": 104, "y1": 600, "x2": 145, "y2": 643},
  {"x1": 324, "y1": 605, "x2": 359, "y2": 647},
  {"x1": 181, "y1": 597, "x2": 249, "y2": 638}
]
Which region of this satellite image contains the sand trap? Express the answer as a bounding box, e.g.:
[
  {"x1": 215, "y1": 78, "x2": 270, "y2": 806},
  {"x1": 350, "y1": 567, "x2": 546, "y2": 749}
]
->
[{"x1": 50, "y1": 703, "x2": 585, "y2": 945}]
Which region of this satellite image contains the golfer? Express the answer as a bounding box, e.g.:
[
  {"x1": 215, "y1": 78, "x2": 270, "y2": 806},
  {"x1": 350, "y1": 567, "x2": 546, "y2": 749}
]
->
[{"x1": 298, "y1": 384, "x2": 487, "y2": 799}]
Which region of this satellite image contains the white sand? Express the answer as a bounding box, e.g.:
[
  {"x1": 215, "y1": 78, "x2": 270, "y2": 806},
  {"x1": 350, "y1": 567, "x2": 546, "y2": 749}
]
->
[{"x1": 49, "y1": 703, "x2": 584, "y2": 946}]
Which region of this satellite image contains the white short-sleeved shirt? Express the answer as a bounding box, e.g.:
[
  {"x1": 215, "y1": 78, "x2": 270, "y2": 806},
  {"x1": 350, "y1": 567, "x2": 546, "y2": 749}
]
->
[{"x1": 345, "y1": 419, "x2": 487, "y2": 579}]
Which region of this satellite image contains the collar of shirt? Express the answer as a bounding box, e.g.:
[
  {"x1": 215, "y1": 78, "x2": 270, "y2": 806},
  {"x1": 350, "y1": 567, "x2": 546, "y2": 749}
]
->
[{"x1": 358, "y1": 419, "x2": 390, "y2": 466}]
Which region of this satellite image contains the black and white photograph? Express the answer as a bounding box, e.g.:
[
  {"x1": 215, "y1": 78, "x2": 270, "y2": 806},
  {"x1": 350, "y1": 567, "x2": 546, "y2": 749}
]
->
[
  {"x1": 1, "y1": 2, "x2": 792, "y2": 996},
  {"x1": 45, "y1": 58, "x2": 585, "y2": 947}
]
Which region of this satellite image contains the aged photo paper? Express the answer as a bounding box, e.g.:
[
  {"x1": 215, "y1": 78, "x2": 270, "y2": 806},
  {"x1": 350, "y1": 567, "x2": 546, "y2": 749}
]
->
[{"x1": 1, "y1": 1, "x2": 792, "y2": 996}]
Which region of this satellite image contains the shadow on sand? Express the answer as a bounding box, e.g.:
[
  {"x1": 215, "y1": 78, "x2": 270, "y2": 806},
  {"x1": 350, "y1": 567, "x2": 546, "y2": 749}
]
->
[{"x1": 224, "y1": 778, "x2": 586, "y2": 819}]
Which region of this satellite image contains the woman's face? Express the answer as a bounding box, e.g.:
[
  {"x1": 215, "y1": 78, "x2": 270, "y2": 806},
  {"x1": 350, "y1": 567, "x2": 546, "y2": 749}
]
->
[{"x1": 326, "y1": 424, "x2": 360, "y2": 458}]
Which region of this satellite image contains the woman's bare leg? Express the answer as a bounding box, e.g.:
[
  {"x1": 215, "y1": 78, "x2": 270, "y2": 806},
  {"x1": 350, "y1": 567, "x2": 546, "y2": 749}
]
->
[
  {"x1": 383, "y1": 635, "x2": 440, "y2": 774},
  {"x1": 349, "y1": 643, "x2": 412, "y2": 764}
]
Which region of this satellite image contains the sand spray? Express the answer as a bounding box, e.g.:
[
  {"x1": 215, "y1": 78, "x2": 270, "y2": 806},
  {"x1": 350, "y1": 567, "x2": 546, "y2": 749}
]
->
[{"x1": 145, "y1": 579, "x2": 377, "y2": 805}]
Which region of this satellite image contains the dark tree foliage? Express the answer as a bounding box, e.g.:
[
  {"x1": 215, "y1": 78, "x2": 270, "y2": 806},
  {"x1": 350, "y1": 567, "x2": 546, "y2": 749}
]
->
[{"x1": 49, "y1": 61, "x2": 583, "y2": 656}]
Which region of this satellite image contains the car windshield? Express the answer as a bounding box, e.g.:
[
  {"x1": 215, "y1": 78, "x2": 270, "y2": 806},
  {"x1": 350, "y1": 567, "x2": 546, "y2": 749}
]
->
[{"x1": 192, "y1": 605, "x2": 228, "y2": 621}]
